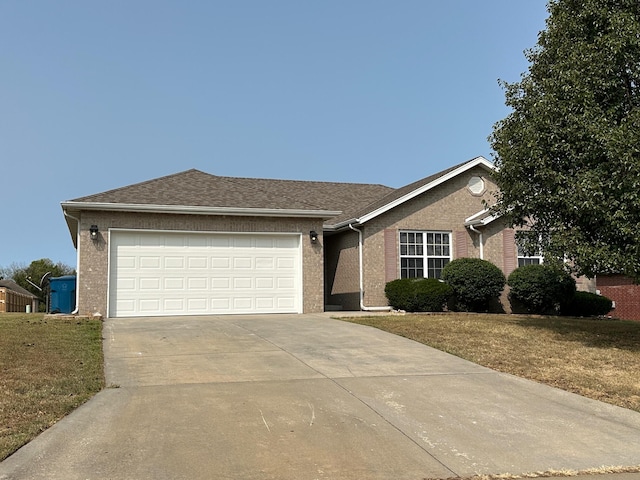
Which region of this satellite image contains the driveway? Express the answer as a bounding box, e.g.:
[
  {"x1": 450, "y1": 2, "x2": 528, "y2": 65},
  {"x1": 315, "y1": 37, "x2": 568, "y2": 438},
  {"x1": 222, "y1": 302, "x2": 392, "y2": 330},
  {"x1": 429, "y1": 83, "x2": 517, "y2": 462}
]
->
[{"x1": 2, "y1": 313, "x2": 640, "y2": 479}]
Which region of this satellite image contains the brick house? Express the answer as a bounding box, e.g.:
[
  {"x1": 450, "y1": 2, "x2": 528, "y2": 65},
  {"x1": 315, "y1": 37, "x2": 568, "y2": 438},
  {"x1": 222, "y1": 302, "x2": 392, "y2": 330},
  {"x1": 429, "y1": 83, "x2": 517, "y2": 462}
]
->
[
  {"x1": 595, "y1": 275, "x2": 640, "y2": 321},
  {"x1": 0, "y1": 279, "x2": 39, "y2": 313},
  {"x1": 61, "y1": 156, "x2": 534, "y2": 318}
]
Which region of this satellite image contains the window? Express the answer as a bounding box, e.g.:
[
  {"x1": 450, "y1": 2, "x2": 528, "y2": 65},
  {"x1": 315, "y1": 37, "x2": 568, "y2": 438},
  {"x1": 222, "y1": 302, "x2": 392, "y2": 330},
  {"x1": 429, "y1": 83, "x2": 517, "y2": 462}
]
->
[
  {"x1": 400, "y1": 231, "x2": 451, "y2": 279},
  {"x1": 517, "y1": 242, "x2": 542, "y2": 267}
]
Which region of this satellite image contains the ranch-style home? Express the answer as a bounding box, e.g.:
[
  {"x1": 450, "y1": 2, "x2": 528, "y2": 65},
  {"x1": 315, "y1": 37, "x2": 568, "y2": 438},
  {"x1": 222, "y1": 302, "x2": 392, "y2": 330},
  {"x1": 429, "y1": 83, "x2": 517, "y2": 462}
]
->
[{"x1": 61, "y1": 156, "x2": 544, "y2": 318}]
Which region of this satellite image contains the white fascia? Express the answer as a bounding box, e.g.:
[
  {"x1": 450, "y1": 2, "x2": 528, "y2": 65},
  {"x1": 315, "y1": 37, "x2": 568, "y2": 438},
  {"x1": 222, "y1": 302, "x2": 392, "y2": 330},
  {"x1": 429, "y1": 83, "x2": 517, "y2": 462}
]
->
[
  {"x1": 464, "y1": 208, "x2": 499, "y2": 227},
  {"x1": 61, "y1": 201, "x2": 341, "y2": 219},
  {"x1": 331, "y1": 156, "x2": 496, "y2": 229}
]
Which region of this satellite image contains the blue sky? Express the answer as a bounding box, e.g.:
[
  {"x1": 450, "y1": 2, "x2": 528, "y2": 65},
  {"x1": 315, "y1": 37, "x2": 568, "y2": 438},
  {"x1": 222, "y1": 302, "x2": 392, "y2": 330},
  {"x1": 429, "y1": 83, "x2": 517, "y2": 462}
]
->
[{"x1": 0, "y1": 1, "x2": 548, "y2": 269}]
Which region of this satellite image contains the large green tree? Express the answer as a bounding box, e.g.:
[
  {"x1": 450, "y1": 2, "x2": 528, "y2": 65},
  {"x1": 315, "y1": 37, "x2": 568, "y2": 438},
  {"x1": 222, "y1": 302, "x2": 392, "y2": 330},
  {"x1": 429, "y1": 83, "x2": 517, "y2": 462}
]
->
[
  {"x1": 490, "y1": 0, "x2": 640, "y2": 278},
  {"x1": 6, "y1": 259, "x2": 75, "y2": 306}
]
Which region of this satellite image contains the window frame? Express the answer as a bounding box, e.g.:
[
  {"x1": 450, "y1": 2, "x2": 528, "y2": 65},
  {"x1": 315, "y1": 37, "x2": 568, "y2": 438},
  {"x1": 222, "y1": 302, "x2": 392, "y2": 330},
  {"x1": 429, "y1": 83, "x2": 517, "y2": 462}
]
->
[
  {"x1": 516, "y1": 241, "x2": 543, "y2": 267},
  {"x1": 399, "y1": 230, "x2": 452, "y2": 279}
]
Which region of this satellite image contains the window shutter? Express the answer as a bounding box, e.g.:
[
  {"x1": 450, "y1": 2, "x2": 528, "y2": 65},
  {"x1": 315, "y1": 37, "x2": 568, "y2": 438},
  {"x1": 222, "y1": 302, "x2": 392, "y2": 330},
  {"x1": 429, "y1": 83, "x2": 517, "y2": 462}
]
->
[
  {"x1": 384, "y1": 229, "x2": 398, "y2": 282},
  {"x1": 455, "y1": 230, "x2": 468, "y2": 259},
  {"x1": 503, "y1": 228, "x2": 516, "y2": 276}
]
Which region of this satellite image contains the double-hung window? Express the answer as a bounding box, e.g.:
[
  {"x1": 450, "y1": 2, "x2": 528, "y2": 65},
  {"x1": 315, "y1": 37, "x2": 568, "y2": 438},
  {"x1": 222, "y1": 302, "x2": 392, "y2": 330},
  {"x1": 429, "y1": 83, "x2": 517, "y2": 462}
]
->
[
  {"x1": 399, "y1": 231, "x2": 451, "y2": 279},
  {"x1": 517, "y1": 242, "x2": 542, "y2": 267}
]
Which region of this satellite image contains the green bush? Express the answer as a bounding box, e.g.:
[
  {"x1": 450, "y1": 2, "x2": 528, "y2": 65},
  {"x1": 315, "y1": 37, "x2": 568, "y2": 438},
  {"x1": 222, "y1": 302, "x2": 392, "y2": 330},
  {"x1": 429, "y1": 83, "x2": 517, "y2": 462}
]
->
[
  {"x1": 507, "y1": 264, "x2": 576, "y2": 315},
  {"x1": 384, "y1": 278, "x2": 453, "y2": 312},
  {"x1": 384, "y1": 279, "x2": 415, "y2": 311},
  {"x1": 561, "y1": 291, "x2": 613, "y2": 317},
  {"x1": 441, "y1": 258, "x2": 506, "y2": 312}
]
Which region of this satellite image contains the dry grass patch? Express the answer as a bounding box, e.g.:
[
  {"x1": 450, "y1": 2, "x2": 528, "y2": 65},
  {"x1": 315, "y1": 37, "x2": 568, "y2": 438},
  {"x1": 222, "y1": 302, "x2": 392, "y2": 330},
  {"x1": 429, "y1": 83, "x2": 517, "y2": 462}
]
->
[
  {"x1": 341, "y1": 313, "x2": 640, "y2": 413},
  {"x1": 0, "y1": 313, "x2": 104, "y2": 461}
]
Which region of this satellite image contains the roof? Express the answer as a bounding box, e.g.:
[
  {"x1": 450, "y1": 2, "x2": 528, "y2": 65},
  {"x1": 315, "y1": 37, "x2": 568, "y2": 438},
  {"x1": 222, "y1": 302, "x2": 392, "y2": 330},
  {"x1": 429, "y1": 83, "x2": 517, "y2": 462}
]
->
[
  {"x1": 68, "y1": 169, "x2": 392, "y2": 211},
  {"x1": 61, "y1": 156, "x2": 495, "y2": 241},
  {"x1": 326, "y1": 156, "x2": 496, "y2": 228},
  {"x1": 0, "y1": 280, "x2": 37, "y2": 298}
]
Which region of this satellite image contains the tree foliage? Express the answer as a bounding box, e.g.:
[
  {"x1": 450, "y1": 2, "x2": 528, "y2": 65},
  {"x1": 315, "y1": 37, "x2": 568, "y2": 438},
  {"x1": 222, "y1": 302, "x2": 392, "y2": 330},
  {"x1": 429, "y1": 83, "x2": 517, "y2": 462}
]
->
[
  {"x1": 490, "y1": 0, "x2": 640, "y2": 278},
  {"x1": 3, "y1": 259, "x2": 75, "y2": 300}
]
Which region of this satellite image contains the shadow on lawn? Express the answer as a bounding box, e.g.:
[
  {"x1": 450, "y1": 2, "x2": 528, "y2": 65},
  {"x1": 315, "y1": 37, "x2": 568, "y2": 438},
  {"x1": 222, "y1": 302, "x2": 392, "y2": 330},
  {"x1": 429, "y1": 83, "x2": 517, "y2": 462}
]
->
[{"x1": 510, "y1": 315, "x2": 640, "y2": 352}]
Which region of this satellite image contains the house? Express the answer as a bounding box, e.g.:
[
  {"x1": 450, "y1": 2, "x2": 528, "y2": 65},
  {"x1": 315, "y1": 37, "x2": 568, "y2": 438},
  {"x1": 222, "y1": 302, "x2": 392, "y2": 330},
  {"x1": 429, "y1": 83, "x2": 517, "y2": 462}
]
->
[
  {"x1": 595, "y1": 275, "x2": 640, "y2": 321},
  {"x1": 0, "y1": 279, "x2": 39, "y2": 313},
  {"x1": 61, "y1": 156, "x2": 531, "y2": 318}
]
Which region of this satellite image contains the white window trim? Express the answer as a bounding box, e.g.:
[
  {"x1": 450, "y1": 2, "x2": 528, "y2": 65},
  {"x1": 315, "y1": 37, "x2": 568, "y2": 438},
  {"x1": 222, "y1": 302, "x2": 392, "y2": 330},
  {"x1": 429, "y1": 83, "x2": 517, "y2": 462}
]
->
[
  {"x1": 399, "y1": 230, "x2": 452, "y2": 279},
  {"x1": 516, "y1": 242, "x2": 543, "y2": 267}
]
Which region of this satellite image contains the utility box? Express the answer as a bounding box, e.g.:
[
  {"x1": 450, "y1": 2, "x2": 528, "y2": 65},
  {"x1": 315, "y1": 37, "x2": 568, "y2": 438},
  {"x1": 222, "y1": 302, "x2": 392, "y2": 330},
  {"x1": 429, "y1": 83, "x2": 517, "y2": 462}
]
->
[{"x1": 49, "y1": 275, "x2": 76, "y2": 314}]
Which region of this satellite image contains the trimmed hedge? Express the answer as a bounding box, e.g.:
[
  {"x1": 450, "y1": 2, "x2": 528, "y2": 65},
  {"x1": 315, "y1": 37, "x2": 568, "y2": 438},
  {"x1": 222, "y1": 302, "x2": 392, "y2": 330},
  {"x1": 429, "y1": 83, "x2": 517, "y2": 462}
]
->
[
  {"x1": 561, "y1": 291, "x2": 613, "y2": 317},
  {"x1": 507, "y1": 264, "x2": 576, "y2": 315},
  {"x1": 384, "y1": 278, "x2": 453, "y2": 312},
  {"x1": 441, "y1": 258, "x2": 506, "y2": 312}
]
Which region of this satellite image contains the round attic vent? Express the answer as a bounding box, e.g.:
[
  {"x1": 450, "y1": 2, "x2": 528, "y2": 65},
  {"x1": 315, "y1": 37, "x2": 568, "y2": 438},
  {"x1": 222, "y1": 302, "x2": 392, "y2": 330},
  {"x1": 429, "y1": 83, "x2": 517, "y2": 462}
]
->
[{"x1": 468, "y1": 176, "x2": 485, "y2": 195}]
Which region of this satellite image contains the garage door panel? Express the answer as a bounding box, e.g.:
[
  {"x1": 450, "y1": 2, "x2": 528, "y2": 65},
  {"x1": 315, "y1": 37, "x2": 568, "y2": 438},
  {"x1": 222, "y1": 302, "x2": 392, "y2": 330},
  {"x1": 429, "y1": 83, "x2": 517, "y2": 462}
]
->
[
  {"x1": 164, "y1": 278, "x2": 184, "y2": 289},
  {"x1": 139, "y1": 299, "x2": 161, "y2": 312},
  {"x1": 187, "y1": 278, "x2": 207, "y2": 289},
  {"x1": 140, "y1": 278, "x2": 161, "y2": 290},
  {"x1": 165, "y1": 257, "x2": 185, "y2": 268},
  {"x1": 109, "y1": 231, "x2": 302, "y2": 317},
  {"x1": 233, "y1": 257, "x2": 252, "y2": 269},
  {"x1": 188, "y1": 257, "x2": 208, "y2": 268},
  {"x1": 211, "y1": 278, "x2": 230, "y2": 289},
  {"x1": 211, "y1": 257, "x2": 230, "y2": 268},
  {"x1": 255, "y1": 277, "x2": 274, "y2": 289}
]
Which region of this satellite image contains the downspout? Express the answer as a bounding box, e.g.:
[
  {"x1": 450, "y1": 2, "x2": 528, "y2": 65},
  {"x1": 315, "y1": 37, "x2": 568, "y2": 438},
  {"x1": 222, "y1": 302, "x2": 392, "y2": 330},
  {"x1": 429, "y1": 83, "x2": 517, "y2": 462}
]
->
[
  {"x1": 468, "y1": 224, "x2": 484, "y2": 260},
  {"x1": 63, "y1": 210, "x2": 81, "y2": 315},
  {"x1": 348, "y1": 224, "x2": 392, "y2": 312}
]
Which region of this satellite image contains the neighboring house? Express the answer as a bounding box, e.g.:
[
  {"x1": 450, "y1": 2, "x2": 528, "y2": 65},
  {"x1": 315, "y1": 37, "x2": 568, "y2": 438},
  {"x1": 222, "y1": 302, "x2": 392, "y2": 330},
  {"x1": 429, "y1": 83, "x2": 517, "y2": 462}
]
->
[
  {"x1": 596, "y1": 275, "x2": 640, "y2": 321},
  {"x1": 0, "y1": 280, "x2": 38, "y2": 313},
  {"x1": 60, "y1": 156, "x2": 539, "y2": 318}
]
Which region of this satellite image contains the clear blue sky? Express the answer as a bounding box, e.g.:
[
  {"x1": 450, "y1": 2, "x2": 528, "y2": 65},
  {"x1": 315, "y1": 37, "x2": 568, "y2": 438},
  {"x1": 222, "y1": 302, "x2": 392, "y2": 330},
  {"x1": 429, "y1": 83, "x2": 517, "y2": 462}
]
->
[{"x1": 0, "y1": 1, "x2": 549, "y2": 269}]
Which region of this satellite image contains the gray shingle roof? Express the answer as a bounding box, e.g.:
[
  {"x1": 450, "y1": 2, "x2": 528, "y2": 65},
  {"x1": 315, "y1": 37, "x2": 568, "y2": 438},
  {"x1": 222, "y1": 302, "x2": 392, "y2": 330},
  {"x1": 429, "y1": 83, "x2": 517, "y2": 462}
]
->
[
  {"x1": 64, "y1": 157, "x2": 494, "y2": 228},
  {"x1": 0, "y1": 280, "x2": 37, "y2": 298},
  {"x1": 69, "y1": 169, "x2": 395, "y2": 220}
]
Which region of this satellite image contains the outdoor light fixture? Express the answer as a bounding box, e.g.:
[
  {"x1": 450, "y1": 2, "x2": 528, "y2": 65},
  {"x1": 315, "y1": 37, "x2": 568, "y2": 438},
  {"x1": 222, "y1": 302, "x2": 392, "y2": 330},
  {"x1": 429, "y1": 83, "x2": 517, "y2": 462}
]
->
[
  {"x1": 90, "y1": 225, "x2": 99, "y2": 240},
  {"x1": 309, "y1": 230, "x2": 318, "y2": 243}
]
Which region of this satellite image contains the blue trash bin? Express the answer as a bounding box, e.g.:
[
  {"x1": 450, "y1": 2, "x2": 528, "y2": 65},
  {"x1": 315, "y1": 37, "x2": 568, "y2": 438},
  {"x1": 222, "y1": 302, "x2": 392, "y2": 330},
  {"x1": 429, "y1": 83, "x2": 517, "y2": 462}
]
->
[{"x1": 49, "y1": 275, "x2": 76, "y2": 314}]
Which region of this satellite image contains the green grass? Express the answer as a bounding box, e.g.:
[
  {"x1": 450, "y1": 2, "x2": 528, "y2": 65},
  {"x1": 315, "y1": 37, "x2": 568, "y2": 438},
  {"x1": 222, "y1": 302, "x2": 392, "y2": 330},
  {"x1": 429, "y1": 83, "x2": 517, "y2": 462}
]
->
[
  {"x1": 341, "y1": 313, "x2": 640, "y2": 413},
  {"x1": 0, "y1": 313, "x2": 104, "y2": 461}
]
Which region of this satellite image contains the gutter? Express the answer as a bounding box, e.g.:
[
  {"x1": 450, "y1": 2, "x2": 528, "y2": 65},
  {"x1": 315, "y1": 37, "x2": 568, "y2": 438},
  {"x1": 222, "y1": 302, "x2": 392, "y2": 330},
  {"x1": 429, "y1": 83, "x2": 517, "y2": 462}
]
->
[
  {"x1": 61, "y1": 201, "x2": 341, "y2": 219},
  {"x1": 348, "y1": 224, "x2": 392, "y2": 312},
  {"x1": 63, "y1": 210, "x2": 81, "y2": 315}
]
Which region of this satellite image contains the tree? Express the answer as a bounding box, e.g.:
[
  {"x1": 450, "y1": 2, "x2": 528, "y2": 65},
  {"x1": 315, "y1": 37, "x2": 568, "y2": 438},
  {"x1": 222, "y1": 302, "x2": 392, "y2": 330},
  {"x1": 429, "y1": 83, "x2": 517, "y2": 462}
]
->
[
  {"x1": 490, "y1": 0, "x2": 640, "y2": 278},
  {"x1": 6, "y1": 259, "x2": 75, "y2": 305}
]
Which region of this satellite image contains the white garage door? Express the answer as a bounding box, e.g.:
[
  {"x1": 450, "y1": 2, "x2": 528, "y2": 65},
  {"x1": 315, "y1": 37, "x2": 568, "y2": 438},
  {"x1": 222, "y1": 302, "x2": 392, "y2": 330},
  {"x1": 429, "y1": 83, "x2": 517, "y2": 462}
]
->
[{"x1": 109, "y1": 231, "x2": 302, "y2": 317}]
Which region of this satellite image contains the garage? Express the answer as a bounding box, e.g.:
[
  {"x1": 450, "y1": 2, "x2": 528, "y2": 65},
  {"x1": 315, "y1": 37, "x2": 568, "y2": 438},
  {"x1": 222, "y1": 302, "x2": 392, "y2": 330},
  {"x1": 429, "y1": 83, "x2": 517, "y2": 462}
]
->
[{"x1": 108, "y1": 230, "x2": 303, "y2": 317}]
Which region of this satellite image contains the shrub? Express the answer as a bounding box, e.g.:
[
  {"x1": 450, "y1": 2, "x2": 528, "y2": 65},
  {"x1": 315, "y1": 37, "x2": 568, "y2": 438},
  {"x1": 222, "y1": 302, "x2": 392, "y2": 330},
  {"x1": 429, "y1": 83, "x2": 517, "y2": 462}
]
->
[
  {"x1": 441, "y1": 258, "x2": 506, "y2": 312},
  {"x1": 507, "y1": 264, "x2": 576, "y2": 315},
  {"x1": 561, "y1": 291, "x2": 613, "y2": 317},
  {"x1": 384, "y1": 278, "x2": 453, "y2": 312},
  {"x1": 384, "y1": 279, "x2": 415, "y2": 311}
]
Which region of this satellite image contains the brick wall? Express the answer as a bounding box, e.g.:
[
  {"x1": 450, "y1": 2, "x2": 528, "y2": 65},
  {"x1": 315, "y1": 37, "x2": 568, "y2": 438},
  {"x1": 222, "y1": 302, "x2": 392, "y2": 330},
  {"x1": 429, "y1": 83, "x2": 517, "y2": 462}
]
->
[
  {"x1": 596, "y1": 275, "x2": 640, "y2": 321},
  {"x1": 357, "y1": 167, "x2": 506, "y2": 308},
  {"x1": 76, "y1": 211, "x2": 324, "y2": 316}
]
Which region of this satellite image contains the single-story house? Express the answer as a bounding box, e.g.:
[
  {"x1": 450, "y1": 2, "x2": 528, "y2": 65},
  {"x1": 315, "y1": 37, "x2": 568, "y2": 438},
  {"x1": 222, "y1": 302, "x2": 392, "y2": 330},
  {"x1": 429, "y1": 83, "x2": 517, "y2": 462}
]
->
[
  {"x1": 0, "y1": 279, "x2": 39, "y2": 313},
  {"x1": 61, "y1": 156, "x2": 543, "y2": 318}
]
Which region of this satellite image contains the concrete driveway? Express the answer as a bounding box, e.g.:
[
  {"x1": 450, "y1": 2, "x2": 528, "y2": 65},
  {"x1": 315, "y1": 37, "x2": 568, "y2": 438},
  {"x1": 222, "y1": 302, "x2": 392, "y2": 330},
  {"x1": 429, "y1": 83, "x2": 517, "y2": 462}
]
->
[{"x1": 2, "y1": 313, "x2": 640, "y2": 480}]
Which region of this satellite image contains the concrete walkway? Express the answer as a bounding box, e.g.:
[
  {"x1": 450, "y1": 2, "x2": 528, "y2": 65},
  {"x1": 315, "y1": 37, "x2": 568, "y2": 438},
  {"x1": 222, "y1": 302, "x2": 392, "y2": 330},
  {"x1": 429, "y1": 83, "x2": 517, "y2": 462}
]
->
[{"x1": 2, "y1": 313, "x2": 640, "y2": 479}]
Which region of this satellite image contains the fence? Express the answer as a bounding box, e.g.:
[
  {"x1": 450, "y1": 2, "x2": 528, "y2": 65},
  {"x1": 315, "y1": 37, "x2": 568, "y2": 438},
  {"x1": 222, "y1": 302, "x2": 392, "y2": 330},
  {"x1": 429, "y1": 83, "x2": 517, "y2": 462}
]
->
[{"x1": 0, "y1": 287, "x2": 37, "y2": 313}]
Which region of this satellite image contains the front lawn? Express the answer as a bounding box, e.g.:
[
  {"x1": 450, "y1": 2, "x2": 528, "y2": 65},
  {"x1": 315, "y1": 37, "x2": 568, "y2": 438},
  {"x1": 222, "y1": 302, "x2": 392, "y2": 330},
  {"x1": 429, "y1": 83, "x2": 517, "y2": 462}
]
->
[
  {"x1": 341, "y1": 313, "x2": 640, "y2": 413},
  {"x1": 0, "y1": 313, "x2": 104, "y2": 461}
]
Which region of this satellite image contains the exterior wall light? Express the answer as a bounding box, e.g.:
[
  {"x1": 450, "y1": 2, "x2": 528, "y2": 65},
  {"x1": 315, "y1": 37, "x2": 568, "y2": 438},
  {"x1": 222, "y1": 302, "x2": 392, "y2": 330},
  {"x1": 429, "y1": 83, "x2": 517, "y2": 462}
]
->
[
  {"x1": 309, "y1": 230, "x2": 318, "y2": 244},
  {"x1": 90, "y1": 225, "x2": 99, "y2": 241}
]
